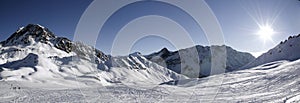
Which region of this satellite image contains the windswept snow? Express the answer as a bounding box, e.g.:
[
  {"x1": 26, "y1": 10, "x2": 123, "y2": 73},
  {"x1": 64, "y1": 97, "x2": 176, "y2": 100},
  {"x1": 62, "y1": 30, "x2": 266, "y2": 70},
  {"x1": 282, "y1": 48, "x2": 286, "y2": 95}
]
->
[{"x1": 1, "y1": 59, "x2": 300, "y2": 102}]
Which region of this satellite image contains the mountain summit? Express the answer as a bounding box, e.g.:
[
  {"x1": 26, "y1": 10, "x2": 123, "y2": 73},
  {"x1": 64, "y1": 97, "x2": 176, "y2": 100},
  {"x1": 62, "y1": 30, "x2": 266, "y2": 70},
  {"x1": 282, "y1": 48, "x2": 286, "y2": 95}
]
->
[
  {"x1": 1, "y1": 24, "x2": 73, "y2": 53},
  {"x1": 3, "y1": 24, "x2": 55, "y2": 46}
]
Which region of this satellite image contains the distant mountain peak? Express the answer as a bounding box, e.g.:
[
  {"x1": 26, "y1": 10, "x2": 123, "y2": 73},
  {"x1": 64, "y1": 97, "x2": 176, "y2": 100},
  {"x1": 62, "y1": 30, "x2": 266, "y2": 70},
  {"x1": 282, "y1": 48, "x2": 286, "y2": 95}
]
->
[
  {"x1": 146, "y1": 45, "x2": 255, "y2": 77},
  {"x1": 160, "y1": 47, "x2": 169, "y2": 52},
  {"x1": 3, "y1": 24, "x2": 55, "y2": 46},
  {"x1": 156, "y1": 47, "x2": 172, "y2": 58},
  {"x1": 0, "y1": 24, "x2": 76, "y2": 54}
]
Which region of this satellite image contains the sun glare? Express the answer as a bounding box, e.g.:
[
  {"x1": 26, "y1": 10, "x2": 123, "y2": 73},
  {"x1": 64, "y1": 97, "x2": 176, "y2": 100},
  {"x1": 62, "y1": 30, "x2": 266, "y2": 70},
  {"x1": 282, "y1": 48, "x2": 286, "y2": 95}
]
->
[{"x1": 257, "y1": 25, "x2": 275, "y2": 43}]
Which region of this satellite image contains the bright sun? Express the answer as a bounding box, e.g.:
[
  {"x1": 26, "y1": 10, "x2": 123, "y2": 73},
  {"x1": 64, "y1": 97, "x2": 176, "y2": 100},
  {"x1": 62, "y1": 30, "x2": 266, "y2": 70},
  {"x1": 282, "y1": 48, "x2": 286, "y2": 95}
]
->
[{"x1": 257, "y1": 25, "x2": 275, "y2": 43}]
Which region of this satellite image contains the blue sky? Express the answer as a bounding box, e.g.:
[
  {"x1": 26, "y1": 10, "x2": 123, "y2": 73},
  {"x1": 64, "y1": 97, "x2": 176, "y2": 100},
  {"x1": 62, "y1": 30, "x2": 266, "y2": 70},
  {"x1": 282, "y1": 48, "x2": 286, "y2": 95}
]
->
[
  {"x1": 0, "y1": 0, "x2": 92, "y2": 40},
  {"x1": 0, "y1": 0, "x2": 299, "y2": 57}
]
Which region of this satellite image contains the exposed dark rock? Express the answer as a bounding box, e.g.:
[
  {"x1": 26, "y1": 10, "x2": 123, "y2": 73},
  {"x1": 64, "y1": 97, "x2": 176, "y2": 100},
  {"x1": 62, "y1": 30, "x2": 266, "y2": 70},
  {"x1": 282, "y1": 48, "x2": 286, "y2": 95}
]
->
[
  {"x1": 53, "y1": 37, "x2": 73, "y2": 53},
  {"x1": 3, "y1": 24, "x2": 55, "y2": 46}
]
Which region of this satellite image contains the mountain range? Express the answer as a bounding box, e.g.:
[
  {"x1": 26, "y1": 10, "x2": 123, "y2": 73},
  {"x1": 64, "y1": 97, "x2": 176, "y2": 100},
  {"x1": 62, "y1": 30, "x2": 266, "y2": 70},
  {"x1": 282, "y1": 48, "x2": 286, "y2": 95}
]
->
[
  {"x1": 1, "y1": 24, "x2": 300, "y2": 102},
  {"x1": 0, "y1": 24, "x2": 259, "y2": 83},
  {"x1": 1, "y1": 24, "x2": 300, "y2": 85},
  {"x1": 146, "y1": 45, "x2": 255, "y2": 77},
  {"x1": 0, "y1": 24, "x2": 185, "y2": 86}
]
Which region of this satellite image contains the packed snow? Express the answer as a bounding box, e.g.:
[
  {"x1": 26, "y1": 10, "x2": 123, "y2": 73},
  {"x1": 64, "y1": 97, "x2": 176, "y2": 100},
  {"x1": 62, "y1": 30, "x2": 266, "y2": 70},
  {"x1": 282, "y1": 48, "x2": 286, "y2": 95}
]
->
[{"x1": 1, "y1": 59, "x2": 300, "y2": 102}]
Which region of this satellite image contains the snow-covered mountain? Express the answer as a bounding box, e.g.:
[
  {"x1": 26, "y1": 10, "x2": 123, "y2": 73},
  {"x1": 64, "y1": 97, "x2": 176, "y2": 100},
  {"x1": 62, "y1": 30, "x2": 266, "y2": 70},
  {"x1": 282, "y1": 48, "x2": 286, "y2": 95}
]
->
[
  {"x1": 146, "y1": 45, "x2": 255, "y2": 78},
  {"x1": 243, "y1": 34, "x2": 300, "y2": 69},
  {"x1": 0, "y1": 24, "x2": 186, "y2": 87},
  {"x1": 1, "y1": 24, "x2": 300, "y2": 102}
]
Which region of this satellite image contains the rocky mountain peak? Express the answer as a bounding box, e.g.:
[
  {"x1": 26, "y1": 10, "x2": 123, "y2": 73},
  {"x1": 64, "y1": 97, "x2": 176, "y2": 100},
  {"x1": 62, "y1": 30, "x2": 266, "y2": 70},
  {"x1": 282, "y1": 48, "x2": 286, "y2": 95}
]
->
[
  {"x1": 156, "y1": 47, "x2": 172, "y2": 59},
  {"x1": 159, "y1": 48, "x2": 169, "y2": 53},
  {"x1": 3, "y1": 24, "x2": 56, "y2": 46},
  {"x1": 0, "y1": 24, "x2": 109, "y2": 60}
]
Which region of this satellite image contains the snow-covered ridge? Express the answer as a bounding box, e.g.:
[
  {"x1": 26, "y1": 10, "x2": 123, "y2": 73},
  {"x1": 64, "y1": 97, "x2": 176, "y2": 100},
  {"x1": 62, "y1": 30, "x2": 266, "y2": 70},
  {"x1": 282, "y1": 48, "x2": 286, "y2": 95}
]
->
[
  {"x1": 0, "y1": 24, "x2": 108, "y2": 60},
  {"x1": 146, "y1": 45, "x2": 255, "y2": 77},
  {"x1": 0, "y1": 24, "x2": 186, "y2": 86},
  {"x1": 243, "y1": 34, "x2": 300, "y2": 69}
]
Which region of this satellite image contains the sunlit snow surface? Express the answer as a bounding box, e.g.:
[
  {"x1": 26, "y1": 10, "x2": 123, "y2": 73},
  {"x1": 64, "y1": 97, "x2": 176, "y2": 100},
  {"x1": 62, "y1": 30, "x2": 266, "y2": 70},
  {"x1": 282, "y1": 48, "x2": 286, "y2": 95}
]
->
[{"x1": 1, "y1": 60, "x2": 300, "y2": 102}]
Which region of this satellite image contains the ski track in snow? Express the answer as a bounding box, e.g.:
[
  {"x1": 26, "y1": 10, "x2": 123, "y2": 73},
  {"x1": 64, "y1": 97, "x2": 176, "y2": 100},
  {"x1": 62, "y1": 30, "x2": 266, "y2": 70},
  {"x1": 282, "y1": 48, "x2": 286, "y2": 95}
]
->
[{"x1": 1, "y1": 60, "x2": 300, "y2": 103}]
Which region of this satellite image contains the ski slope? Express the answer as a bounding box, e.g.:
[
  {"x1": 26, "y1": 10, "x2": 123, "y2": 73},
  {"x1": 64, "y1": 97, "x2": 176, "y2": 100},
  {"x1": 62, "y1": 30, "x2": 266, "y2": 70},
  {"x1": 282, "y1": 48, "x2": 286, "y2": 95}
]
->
[{"x1": 1, "y1": 59, "x2": 300, "y2": 102}]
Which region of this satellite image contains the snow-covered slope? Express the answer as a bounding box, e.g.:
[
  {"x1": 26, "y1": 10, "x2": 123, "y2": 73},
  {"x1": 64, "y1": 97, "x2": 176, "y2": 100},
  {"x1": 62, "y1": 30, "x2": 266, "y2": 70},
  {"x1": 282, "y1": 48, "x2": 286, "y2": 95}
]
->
[
  {"x1": 0, "y1": 24, "x2": 186, "y2": 87},
  {"x1": 243, "y1": 34, "x2": 300, "y2": 69},
  {"x1": 146, "y1": 45, "x2": 255, "y2": 78},
  {"x1": 1, "y1": 55, "x2": 299, "y2": 102},
  {"x1": 158, "y1": 59, "x2": 300, "y2": 102}
]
